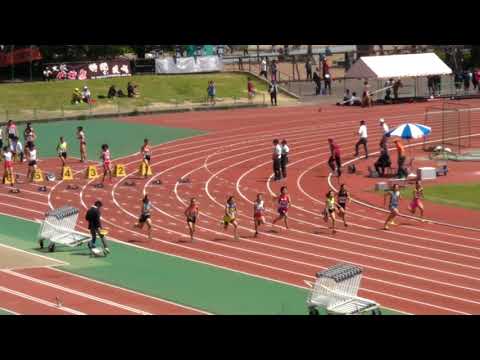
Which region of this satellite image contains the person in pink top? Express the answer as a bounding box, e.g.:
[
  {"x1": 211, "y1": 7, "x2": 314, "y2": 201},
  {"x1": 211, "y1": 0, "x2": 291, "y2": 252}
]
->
[
  {"x1": 6, "y1": 120, "x2": 17, "y2": 146},
  {"x1": 101, "y1": 144, "x2": 112, "y2": 184}
]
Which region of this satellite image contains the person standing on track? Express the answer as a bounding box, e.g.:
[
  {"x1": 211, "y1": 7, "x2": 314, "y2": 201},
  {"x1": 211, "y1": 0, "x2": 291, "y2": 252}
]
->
[
  {"x1": 2, "y1": 146, "x2": 15, "y2": 187},
  {"x1": 26, "y1": 143, "x2": 38, "y2": 183},
  {"x1": 408, "y1": 180, "x2": 425, "y2": 220},
  {"x1": 85, "y1": 200, "x2": 109, "y2": 253},
  {"x1": 272, "y1": 186, "x2": 291, "y2": 230},
  {"x1": 57, "y1": 137, "x2": 68, "y2": 168},
  {"x1": 185, "y1": 197, "x2": 200, "y2": 242},
  {"x1": 253, "y1": 193, "x2": 266, "y2": 237},
  {"x1": 379, "y1": 118, "x2": 390, "y2": 151},
  {"x1": 223, "y1": 196, "x2": 239, "y2": 241},
  {"x1": 135, "y1": 194, "x2": 153, "y2": 241},
  {"x1": 272, "y1": 139, "x2": 282, "y2": 181},
  {"x1": 384, "y1": 183, "x2": 401, "y2": 230},
  {"x1": 336, "y1": 184, "x2": 351, "y2": 227},
  {"x1": 328, "y1": 138, "x2": 342, "y2": 177},
  {"x1": 6, "y1": 120, "x2": 17, "y2": 147},
  {"x1": 323, "y1": 190, "x2": 339, "y2": 234},
  {"x1": 394, "y1": 139, "x2": 407, "y2": 179},
  {"x1": 100, "y1": 144, "x2": 112, "y2": 184},
  {"x1": 280, "y1": 139, "x2": 290, "y2": 179},
  {"x1": 354, "y1": 120, "x2": 368, "y2": 159},
  {"x1": 23, "y1": 122, "x2": 36, "y2": 160},
  {"x1": 76, "y1": 126, "x2": 87, "y2": 163},
  {"x1": 140, "y1": 138, "x2": 152, "y2": 177}
]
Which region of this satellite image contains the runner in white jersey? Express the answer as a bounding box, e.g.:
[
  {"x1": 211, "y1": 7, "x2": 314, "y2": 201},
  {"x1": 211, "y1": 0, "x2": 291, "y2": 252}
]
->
[
  {"x1": 2, "y1": 146, "x2": 14, "y2": 187},
  {"x1": 26, "y1": 143, "x2": 38, "y2": 183}
]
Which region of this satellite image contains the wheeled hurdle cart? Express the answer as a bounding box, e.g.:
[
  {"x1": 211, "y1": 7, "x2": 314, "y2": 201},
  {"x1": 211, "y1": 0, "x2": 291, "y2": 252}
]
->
[
  {"x1": 307, "y1": 263, "x2": 381, "y2": 315},
  {"x1": 38, "y1": 206, "x2": 91, "y2": 253}
]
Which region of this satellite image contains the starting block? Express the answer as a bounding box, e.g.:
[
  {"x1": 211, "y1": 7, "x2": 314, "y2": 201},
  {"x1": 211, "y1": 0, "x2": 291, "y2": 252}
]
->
[
  {"x1": 123, "y1": 180, "x2": 136, "y2": 187},
  {"x1": 347, "y1": 164, "x2": 356, "y2": 174},
  {"x1": 153, "y1": 180, "x2": 162, "y2": 185},
  {"x1": 178, "y1": 177, "x2": 191, "y2": 184},
  {"x1": 46, "y1": 172, "x2": 56, "y2": 182},
  {"x1": 67, "y1": 184, "x2": 79, "y2": 190},
  {"x1": 114, "y1": 164, "x2": 127, "y2": 177},
  {"x1": 38, "y1": 186, "x2": 48, "y2": 192},
  {"x1": 139, "y1": 163, "x2": 153, "y2": 177},
  {"x1": 3, "y1": 173, "x2": 15, "y2": 185},
  {"x1": 33, "y1": 169, "x2": 44, "y2": 183},
  {"x1": 62, "y1": 166, "x2": 74, "y2": 181},
  {"x1": 94, "y1": 183, "x2": 104, "y2": 189},
  {"x1": 9, "y1": 188, "x2": 20, "y2": 194},
  {"x1": 86, "y1": 165, "x2": 99, "y2": 179}
]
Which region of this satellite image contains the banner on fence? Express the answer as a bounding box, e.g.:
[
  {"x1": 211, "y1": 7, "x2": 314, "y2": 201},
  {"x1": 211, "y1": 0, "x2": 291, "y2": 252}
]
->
[
  {"x1": 155, "y1": 56, "x2": 223, "y2": 74},
  {"x1": 44, "y1": 59, "x2": 132, "y2": 80}
]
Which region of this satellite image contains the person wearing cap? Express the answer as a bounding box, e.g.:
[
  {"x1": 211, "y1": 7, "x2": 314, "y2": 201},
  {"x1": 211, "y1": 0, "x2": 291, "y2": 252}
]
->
[
  {"x1": 85, "y1": 200, "x2": 109, "y2": 253},
  {"x1": 82, "y1": 86, "x2": 91, "y2": 103},
  {"x1": 379, "y1": 118, "x2": 390, "y2": 151},
  {"x1": 354, "y1": 120, "x2": 368, "y2": 159},
  {"x1": 394, "y1": 139, "x2": 407, "y2": 179},
  {"x1": 72, "y1": 88, "x2": 82, "y2": 104}
]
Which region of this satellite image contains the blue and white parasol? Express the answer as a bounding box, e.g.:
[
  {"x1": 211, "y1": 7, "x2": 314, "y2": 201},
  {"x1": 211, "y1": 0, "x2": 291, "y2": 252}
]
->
[{"x1": 388, "y1": 123, "x2": 431, "y2": 139}]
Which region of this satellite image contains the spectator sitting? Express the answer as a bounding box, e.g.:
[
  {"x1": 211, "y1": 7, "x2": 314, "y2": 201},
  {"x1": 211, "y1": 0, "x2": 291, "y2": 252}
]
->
[
  {"x1": 374, "y1": 148, "x2": 392, "y2": 177},
  {"x1": 72, "y1": 88, "x2": 82, "y2": 104},
  {"x1": 338, "y1": 91, "x2": 360, "y2": 106},
  {"x1": 127, "y1": 82, "x2": 139, "y2": 98},
  {"x1": 82, "y1": 86, "x2": 91, "y2": 103},
  {"x1": 108, "y1": 85, "x2": 117, "y2": 99}
]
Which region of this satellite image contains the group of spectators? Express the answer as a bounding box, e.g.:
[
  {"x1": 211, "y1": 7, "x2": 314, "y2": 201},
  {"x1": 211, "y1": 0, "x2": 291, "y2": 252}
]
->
[
  {"x1": 72, "y1": 82, "x2": 140, "y2": 105},
  {"x1": 1, "y1": 120, "x2": 39, "y2": 185},
  {"x1": 72, "y1": 86, "x2": 92, "y2": 104},
  {"x1": 108, "y1": 82, "x2": 139, "y2": 99},
  {"x1": 327, "y1": 118, "x2": 409, "y2": 180},
  {"x1": 453, "y1": 68, "x2": 480, "y2": 93}
]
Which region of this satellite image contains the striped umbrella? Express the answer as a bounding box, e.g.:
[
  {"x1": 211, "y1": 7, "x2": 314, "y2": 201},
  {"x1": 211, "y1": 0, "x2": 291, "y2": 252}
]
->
[{"x1": 388, "y1": 123, "x2": 432, "y2": 139}]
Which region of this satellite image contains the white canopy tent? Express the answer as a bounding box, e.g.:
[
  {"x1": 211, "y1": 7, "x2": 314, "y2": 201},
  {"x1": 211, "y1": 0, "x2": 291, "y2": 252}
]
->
[{"x1": 345, "y1": 53, "x2": 452, "y2": 79}]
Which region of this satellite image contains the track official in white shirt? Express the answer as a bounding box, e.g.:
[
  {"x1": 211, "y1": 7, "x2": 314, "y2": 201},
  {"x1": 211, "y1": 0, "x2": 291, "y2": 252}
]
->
[
  {"x1": 272, "y1": 139, "x2": 282, "y2": 181},
  {"x1": 355, "y1": 120, "x2": 369, "y2": 159},
  {"x1": 379, "y1": 118, "x2": 390, "y2": 151}
]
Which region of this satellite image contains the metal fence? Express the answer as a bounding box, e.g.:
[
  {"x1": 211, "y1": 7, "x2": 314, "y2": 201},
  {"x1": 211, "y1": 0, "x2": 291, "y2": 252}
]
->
[{"x1": 0, "y1": 94, "x2": 268, "y2": 123}]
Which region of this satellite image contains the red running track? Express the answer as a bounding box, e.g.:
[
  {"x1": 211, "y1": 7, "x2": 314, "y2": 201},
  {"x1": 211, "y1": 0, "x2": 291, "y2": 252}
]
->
[{"x1": 2, "y1": 101, "x2": 480, "y2": 315}]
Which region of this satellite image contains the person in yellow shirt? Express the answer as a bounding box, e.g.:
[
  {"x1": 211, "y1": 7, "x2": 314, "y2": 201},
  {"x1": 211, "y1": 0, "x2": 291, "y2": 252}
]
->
[{"x1": 56, "y1": 137, "x2": 68, "y2": 168}]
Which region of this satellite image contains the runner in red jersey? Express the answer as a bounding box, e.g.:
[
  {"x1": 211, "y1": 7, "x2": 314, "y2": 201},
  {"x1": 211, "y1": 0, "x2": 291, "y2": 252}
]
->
[
  {"x1": 328, "y1": 138, "x2": 342, "y2": 177},
  {"x1": 272, "y1": 186, "x2": 291, "y2": 230}
]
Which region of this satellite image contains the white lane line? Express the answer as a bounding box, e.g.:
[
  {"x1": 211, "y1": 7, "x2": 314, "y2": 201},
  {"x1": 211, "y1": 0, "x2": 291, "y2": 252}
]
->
[
  {"x1": 0, "y1": 285, "x2": 85, "y2": 315},
  {"x1": 3, "y1": 270, "x2": 151, "y2": 315}
]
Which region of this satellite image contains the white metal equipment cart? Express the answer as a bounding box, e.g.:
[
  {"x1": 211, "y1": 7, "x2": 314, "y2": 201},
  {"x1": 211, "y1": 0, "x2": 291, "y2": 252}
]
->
[{"x1": 306, "y1": 263, "x2": 381, "y2": 315}]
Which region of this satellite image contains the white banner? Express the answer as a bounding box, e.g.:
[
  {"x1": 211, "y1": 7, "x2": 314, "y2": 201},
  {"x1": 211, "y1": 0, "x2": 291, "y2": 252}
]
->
[{"x1": 155, "y1": 56, "x2": 223, "y2": 74}]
